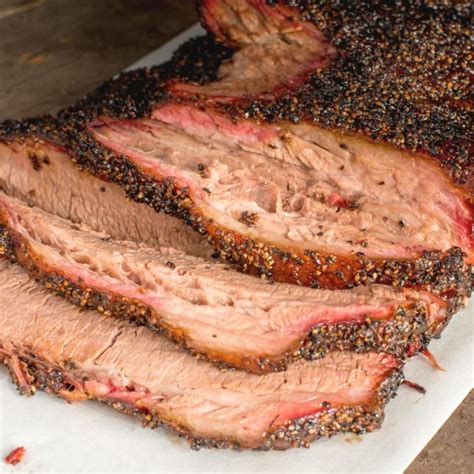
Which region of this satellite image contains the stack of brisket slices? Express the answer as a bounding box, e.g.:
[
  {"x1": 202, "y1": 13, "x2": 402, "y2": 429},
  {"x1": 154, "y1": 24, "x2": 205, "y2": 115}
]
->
[{"x1": 0, "y1": 0, "x2": 472, "y2": 451}]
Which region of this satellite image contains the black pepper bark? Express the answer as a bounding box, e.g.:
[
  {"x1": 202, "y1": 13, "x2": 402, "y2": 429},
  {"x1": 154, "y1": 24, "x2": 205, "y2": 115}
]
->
[
  {"x1": 200, "y1": 0, "x2": 473, "y2": 188},
  {"x1": 1, "y1": 350, "x2": 404, "y2": 450}
]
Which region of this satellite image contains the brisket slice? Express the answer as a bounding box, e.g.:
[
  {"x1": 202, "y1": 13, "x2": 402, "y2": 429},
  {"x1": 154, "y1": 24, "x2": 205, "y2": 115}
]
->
[
  {"x1": 0, "y1": 135, "x2": 212, "y2": 259},
  {"x1": 78, "y1": 103, "x2": 470, "y2": 301},
  {"x1": 1, "y1": 110, "x2": 470, "y2": 304},
  {"x1": 194, "y1": 0, "x2": 473, "y2": 190},
  {"x1": 0, "y1": 260, "x2": 403, "y2": 450},
  {"x1": 0, "y1": 191, "x2": 448, "y2": 373}
]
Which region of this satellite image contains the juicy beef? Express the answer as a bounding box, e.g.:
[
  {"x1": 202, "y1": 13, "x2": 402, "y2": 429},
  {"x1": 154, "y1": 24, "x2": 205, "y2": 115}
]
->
[
  {"x1": 98, "y1": 102, "x2": 471, "y2": 265},
  {"x1": 0, "y1": 192, "x2": 447, "y2": 373},
  {"x1": 195, "y1": 0, "x2": 473, "y2": 189},
  {"x1": 0, "y1": 136, "x2": 212, "y2": 258},
  {"x1": 82, "y1": 104, "x2": 471, "y2": 301},
  {"x1": 0, "y1": 261, "x2": 403, "y2": 450},
  {"x1": 1, "y1": 108, "x2": 470, "y2": 305}
]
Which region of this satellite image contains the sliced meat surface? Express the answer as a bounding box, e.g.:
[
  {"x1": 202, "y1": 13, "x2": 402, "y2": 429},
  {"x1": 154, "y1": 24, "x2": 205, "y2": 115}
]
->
[
  {"x1": 0, "y1": 137, "x2": 212, "y2": 258},
  {"x1": 0, "y1": 192, "x2": 447, "y2": 373},
  {"x1": 0, "y1": 261, "x2": 403, "y2": 450},
  {"x1": 80, "y1": 102, "x2": 471, "y2": 300},
  {"x1": 0, "y1": 34, "x2": 470, "y2": 299},
  {"x1": 1, "y1": 113, "x2": 469, "y2": 302},
  {"x1": 145, "y1": 103, "x2": 472, "y2": 261}
]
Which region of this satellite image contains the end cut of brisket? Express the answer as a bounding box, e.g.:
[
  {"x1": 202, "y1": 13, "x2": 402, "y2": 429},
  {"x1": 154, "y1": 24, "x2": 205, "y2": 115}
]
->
[{"x1": 0, "y1": 260, "x2": 403, "y2": 450}]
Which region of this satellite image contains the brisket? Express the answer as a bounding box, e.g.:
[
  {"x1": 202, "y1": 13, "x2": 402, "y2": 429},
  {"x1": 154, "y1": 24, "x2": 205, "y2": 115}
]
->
[
  {"x1": 0, "y1": 260, "x2": 403, "y2": 450},
  {"x1": 0, "y1": 192, "x2": 448, "y2": 373},
  {"x1": 1, "y1": 114, "x2": 470, "y2": 304},
  {"x1": 71, "y1": 101, "x2": 472, "y2": 300},
  {"x1": 0, "y1": 33, "x2": 470, "y2": 299},
  {"x1": 0, "y1": 3, "x2": 471, "y2": 452}
]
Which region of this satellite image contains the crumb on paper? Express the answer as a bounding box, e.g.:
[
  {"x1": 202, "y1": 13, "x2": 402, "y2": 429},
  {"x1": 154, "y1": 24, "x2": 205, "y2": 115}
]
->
[
  {"x1": 4, "y1": 447, "x2": 26, "y2": 466},
  {"x1": 344, "y1": 434, "x2": 362, "y2": 444}
]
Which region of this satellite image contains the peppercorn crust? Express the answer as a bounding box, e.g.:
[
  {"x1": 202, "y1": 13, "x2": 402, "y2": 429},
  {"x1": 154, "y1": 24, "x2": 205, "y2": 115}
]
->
[
  {"x1": 0, "y1": 35, "x2": 471, "y2": 302},
  {"x1": 0, "y1": 221, "x2": 446, "y2": 373},
  {"x1": 0, "y1": 349, "x2": 404, "y2": 450},
  {"x1": 198, "y1": 0, "x2": 473, "y2": 191}
]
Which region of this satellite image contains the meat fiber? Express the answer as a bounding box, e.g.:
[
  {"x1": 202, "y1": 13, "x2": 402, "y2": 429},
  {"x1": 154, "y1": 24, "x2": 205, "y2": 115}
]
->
[
  {"x1": 0, "y1": 260, "x2": 404, "y2": 450},
  {"x1": 1, "y1": 114, "x2": 470, "y2": 306},
  {"x1": 0, "y1": 135, "x2": 212, "y2": 258},
  {"x1": 0, "y1": 192, "x2": 447, "y2": 373},
  {"x1": 102, "y1": 102, "x2": 472, "y2": 265},
  {"x1": 82, "y1": 104, "x2": 471, "y2": 301}
]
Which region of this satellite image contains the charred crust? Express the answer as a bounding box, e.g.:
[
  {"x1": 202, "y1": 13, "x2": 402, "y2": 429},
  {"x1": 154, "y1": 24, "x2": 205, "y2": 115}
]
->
[
  {"x1": 206, "y1": 230, "x2": 470, "y2": 306},
  {"x1": 255, "y1": 303, "x2": 445, "y2": 373},
  {"x1": 65, "y1": 35, "x2": 235, "y2": 121},
  {"x1": 0, "y1": 226, "x2": 15, "y2": 260},
  {"x1": 2, "y1": 351, "x2": 403, "y2": 450},
  {"x1": 216, "y1": 0, "x2": 473, "y2": 186},
  {"x1": 298, "y1": 305, "x2": 430, "y2": 360}
]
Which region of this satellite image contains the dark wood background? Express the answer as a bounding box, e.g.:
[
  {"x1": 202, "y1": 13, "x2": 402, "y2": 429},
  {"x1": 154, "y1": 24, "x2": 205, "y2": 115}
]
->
[{"x1": 0, "y1": 1, "x2": 472, "y2": 472}]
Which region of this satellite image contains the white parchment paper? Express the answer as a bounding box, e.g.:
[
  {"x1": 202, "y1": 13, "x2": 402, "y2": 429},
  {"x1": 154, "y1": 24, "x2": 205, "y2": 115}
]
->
[{"x1": 1, "y1": 24, "x2": 472, "y2": 474}]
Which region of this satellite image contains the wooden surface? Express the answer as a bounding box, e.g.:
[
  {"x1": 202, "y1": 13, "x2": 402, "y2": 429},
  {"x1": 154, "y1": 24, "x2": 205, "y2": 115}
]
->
[
  {"x1": 0, "y1": 0, "x2": 196, "y2": 119},
  {"x1": 0, "y1": 1, "x2": 472, "y2": 472}
]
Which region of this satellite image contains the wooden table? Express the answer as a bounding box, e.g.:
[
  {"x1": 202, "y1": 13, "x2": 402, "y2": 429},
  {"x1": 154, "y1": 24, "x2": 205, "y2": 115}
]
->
[{"x1": 1, "y1": 1, "x2": 472, "y2": 472}]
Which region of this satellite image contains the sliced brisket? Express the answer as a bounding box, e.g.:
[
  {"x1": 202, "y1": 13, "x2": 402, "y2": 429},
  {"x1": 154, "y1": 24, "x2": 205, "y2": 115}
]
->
[
  {"x1": 1, "y1": 107, "x2": 470, "y2": 304},
  {"x1": 0, "y1": 192, "x2": 448, "y2": 373},
  {"x1": 76, "y1": 104, "x2": 471, "y2": 301},
  {"x1": 0, "y1": 28, "x2": 470, "y2": 300},
  {"x1": 0, "y1": 260, "x2": 403, "y2": 450}
]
